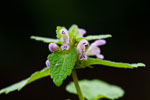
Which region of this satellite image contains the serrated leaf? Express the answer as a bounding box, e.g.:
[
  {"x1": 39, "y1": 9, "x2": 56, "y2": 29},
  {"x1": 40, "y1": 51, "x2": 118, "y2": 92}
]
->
[
  {"x1": 85, "y1": 34, "x2": 112, "y2": 40},
  {"x1": 0, "y1": 67, "x2": 50, "y2": 94},
  {"x1": 56, "y1": 26, "x2": 63, "y2": 39},
  {"x1": 66, "y1": 79, "x2": 124, "y2": 100},
  {"x1": 76, "y1": 58, "x2": 145, "y2": 69},
  {"x1": 48, "y1": 48, "x2": 77, "y2": 87},
  {"x1": 30, "y1": 36, "x2": 61, "y2": 44},
  {"x1": 68, "y1": 24, "x2": 80, "y2": 38},
  {"x1": 76, "y1": 34, "x2": 112, "y2": 42}
]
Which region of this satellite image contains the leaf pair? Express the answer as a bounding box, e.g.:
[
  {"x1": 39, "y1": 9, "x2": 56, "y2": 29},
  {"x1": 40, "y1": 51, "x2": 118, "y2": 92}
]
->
[
  {"x1": 0, "y1": 68, "x2": 124, "y2": 100},
  {"x1": 0, "y1": 50, "x2": 145, "y2": 94},
  {"x1": 31, "y1": 34, "x2": 112, "y2": 44}
]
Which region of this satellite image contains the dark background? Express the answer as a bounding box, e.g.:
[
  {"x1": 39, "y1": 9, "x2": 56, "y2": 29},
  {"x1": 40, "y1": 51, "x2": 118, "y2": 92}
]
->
[{"x1": 0, "y1": 0, "x2": 149, "y2": 100}]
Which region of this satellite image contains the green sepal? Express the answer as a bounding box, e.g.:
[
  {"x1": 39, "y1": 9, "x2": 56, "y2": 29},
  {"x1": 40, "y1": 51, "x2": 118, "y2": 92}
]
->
[
  {"x1": 69, "y1": 24, "x2": 80, "y2": 39},
  {"x1": 56, "y1": 26, "x2": 63, "y2": 39}
]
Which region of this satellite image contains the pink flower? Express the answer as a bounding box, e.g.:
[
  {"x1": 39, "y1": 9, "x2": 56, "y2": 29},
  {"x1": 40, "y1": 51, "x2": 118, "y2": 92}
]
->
[
  {"x1": 49, "y1": 43, "x2": 59, "y2": 52},
  {"x1": 86, "y1": 40, "x2": 106, "y2": 59},
  {"x1": 77, "y1": 40, "x2": 89, "y2": 60},
  {"x1": 60, "y1": 28, "x2": 70, "y2": 50}
]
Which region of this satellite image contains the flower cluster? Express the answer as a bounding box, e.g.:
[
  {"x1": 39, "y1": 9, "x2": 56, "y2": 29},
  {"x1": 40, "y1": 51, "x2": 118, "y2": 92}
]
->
[{"x1": 46, "y1": 27, "x2": 106, "y2": 67}]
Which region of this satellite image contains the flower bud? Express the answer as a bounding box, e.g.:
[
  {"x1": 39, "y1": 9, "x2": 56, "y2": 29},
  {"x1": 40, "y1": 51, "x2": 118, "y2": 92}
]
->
[
  {"x1": 45, "y1": 60, "x2": 50, "y2": 67},
  {"x1": 49, "y1": 43, "x2": 59, "y2": 52}
]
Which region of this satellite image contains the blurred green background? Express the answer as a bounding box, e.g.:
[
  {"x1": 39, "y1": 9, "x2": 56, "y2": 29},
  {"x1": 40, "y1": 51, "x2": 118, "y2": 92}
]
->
[{"x1": 0, "y1": 0, "x2": 149, "y2": 100}]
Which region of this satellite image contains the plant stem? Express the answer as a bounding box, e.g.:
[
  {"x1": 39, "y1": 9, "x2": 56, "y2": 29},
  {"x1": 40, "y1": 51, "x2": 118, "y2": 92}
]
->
[{"x1": 72, "y1": 69, "x2": 85, "y2": 100}]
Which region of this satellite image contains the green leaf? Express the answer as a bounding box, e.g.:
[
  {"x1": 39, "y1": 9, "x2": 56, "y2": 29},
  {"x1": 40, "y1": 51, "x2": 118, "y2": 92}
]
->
[
  {"x1": 0, "y1": 67, "x2": 50, "y2": 94},
  {"x1": 30, "y1": 36, "x2": 61, "y2": 44},
  {"x1": 66, "y1": 79, "x2": 124, "y2": 100},
  {"x1": 68, "y1": 24, "x2": 80, "y2": 38},
  {"x1": 56, "y1": 26, "x2": 63, "y2": 39},
  {"x1": 85, "y1": 34, "x2": 112, "y2": 40},
  {"x1": 76, "y1": 58, "x2": 146, "y2": 69},
  {"x1": 48, "y1": 48, "x2": 77, "y2": 87},
  {"x1": 76, "y1": 34, "x2": 112, "y2": 42}
]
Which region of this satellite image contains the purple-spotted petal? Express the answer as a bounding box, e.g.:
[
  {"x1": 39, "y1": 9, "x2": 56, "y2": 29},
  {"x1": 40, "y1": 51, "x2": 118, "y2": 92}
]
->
[
  {"x1": 45, "y1": 60, "x2": 50, "y2": 67},
  {"x1": 80, "y1": 54, "x2": 87, "y2": 60},
  {"x1": 61, "y1": 44, "x2": 69, "y2": 50},
  {"x1": 77, "y1": 40, "x2": 89, "y2": 54},
  {"x1": 60, "y1": 28, "x2": 69, "y2": 44},
  {"x1": 49, "y1": 43, "x2": 58, "y2": 52},
  {"x1": 77, "y1": 40, "x2": 89, "y2": 60},
  {"x1": 60, "y1": 28, "x2": 68, "y2": 35},
  {"x1": 60, "y1": 28, "x2": 70, "y2": 50}
]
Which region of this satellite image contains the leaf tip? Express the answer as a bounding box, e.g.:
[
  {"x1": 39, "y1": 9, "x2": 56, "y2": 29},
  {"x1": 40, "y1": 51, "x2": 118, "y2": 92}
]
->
[
  {"x1": 53, "y1": 80, "x2": 63, "y2": 87},
  {"x1": 108, "y1": 34, "x2": 112, "y2": 37},
  {"x1": 30, "y1": 36, "x2": 34, "y2": 39},
  {"x1": 0, "y1": 90, "x2": 3, "y2": 94},
  {"x1": 131, "y1": 63, "x2": 146, "y2": 68}
]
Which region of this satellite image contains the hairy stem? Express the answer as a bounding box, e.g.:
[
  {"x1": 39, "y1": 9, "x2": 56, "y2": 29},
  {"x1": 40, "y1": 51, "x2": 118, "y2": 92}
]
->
[{"x1": 72, "y1": 69, "x2": 85, "y2": 100}]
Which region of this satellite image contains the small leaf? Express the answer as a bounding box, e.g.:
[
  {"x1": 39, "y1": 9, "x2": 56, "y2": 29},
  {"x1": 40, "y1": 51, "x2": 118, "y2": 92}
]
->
[
  {"x1": 66, "y1": 79, "x2": 124, "y2": 100},
  {"x1": 48, "y1": 48, "x2": 77, "y2": 86},
  {"x1": 76, "y1": 34, "x2": 112, "y2": 42},
  {"x1": 68, "y1": 24, "x2": 80, "y2": 39},
  {"x1": 0, "y1": 67, "x2": 50, "y2": 94},
  {"x1": 31, "y1": 36, "x2": 61, "y2": 44},
  {"x1": 76, "y1": 58, "x2": 145, "y2": 69},
  {"x1": 56, "y1": 26, "x2": 63, "y2": 39},
  {"x1": 85, "y1": 34, "x2": 112, "y2": 40}
]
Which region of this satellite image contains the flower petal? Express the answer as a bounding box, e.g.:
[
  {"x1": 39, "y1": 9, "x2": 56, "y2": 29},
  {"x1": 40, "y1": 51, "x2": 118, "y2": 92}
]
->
[
  {"x1": 80, "y1": 54, "x2": 87, "y2": 60},
  {"x1": 79, "y1": 28, "x2": 86, "y2": 36},
  {"x1": 61, "y1": 44, "x2": 69, "y2": 50},
  {"x1": 77, "y1": 40, "x2": 89, "y2": 60},
  {"x1": 60, "y1": 28, "x2": 69, "y2": 44},
  {"x1": 96, "y1": 54, "x2": 104, "y2": 59},
  {"x1": 60, "y1": 28, "x2": 70, "y2": 50},
  {"x1": 86, "y1": 46, "x2": 100, "y2": 56},
  {"x1": 86, "y1": 40, "x2": 106, "y2": 59},
  {"x1": 94, "y1": 40, "x2": 106, "y2": 46}
]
